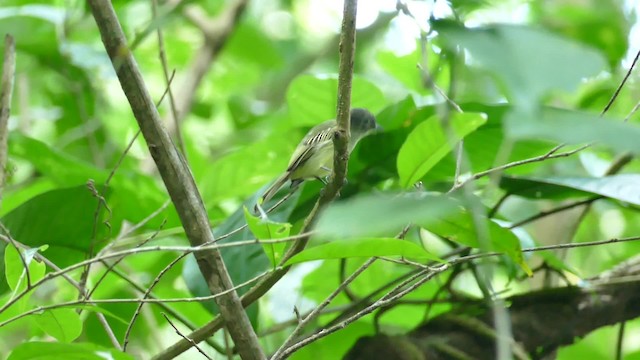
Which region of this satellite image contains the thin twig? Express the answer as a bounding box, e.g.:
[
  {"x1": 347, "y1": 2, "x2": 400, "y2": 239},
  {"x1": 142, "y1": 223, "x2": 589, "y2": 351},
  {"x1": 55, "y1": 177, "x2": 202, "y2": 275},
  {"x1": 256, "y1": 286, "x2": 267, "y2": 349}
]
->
[
  {"x1": 509, "y1": 197, "x2": 601, "y2": 229},
  {"x1": 152, "y1": 0, "x2": 185, "y2": 155},
  {"x1": 602, "y1": 48, "x2": 640, "y2": 116},
  {"x1": 0, "y1": 234, "x2": 122, "y2": 349},
  {"x1": 163, "y1": 313, "x2": 213, "y2": 360},
  {"x1": 271, "y1": 257, "x2": 376, "y2": 360},
  {"x1": 448, "y1": 144, "x2": 586, "y2": 193},
  {"x1": 123, "y1": 251, "x2": 186, "y2": 351},
  {"x1": 0, "y1": 270, "x2": 270, "y2": 329}
]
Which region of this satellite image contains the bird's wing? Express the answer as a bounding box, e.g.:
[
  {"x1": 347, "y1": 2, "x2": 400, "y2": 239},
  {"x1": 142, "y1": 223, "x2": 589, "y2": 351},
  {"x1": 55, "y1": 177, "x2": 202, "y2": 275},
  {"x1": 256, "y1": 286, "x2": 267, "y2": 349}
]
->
[{"x1": 286, "y1": 120, "x2": 336, "y2": 172}]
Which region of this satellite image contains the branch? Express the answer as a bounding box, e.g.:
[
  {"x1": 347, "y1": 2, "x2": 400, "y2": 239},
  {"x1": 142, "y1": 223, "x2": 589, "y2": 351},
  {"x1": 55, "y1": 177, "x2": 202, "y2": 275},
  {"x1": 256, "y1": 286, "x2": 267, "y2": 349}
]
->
[
  {"x1": 0, "y1": 34, "x2": 16, "y2": 193},
  {"x1": 345, "y1": 255, "x2": 640, "y2": 359},
  {"x1": 86, "y1": 1, "x2": 264, "y2": 359},
  {"x1": 163, "y1": 313, "x2": 213, "y2": 360},
  {"x1": 152, "y1": 1, "x2": 360, "y2": 358}
]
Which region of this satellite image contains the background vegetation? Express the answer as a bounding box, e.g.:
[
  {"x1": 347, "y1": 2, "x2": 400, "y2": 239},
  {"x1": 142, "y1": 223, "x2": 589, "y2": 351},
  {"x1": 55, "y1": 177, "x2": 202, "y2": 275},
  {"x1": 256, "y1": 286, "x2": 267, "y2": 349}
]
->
[{"x1": 1, "y1": 0, "x2": 640, "y2": 359}]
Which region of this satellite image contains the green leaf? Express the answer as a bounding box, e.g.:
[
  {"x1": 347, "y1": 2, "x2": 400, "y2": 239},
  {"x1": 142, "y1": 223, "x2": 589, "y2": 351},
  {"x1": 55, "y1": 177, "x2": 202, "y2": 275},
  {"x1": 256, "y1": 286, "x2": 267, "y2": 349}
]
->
[
  {"x1": 287, "y1": 75, "x2": 386, "y2": 126},
  {"x1": 199, "y1": 133, "x2": 295, "y2": 203},
  {"x1": 435, "y1": 22, "x2": 606, "y2": 106},
  {"x1": 500, "y1": 174, "x2": 640, "y2": 206},
  {"x1": 4, "y1": 246, "x2": 45, "y2": 293},
  {"x1": 2, "y1": 185, "x2": 110, "y2": 269},
  {"x1": 285, "y1": 238, "x2": 442, "y2": 266},
  {"x1": 505, "y1": 107, "x2": 640, "y2": 155},
  {"x1": 9, "y1": 133, "x2": 108, "y2": 186},
  {"x1": 7, "y1": 342, "x2": 134, "y2": 360},
  {"x1": 397, "y1": 112, "x2": 487, "y2": 188},
  {"x1": 33, "y1": 308, "x2": 82, "y2": 342},
  {"x1": 424, "y1": 207, "x2": 531, "y2": 275},
  {"x1": 243, "y1": 207, "x2": 291, "y2": 267},
  {"x1": 315, "y1": 193, "x2": 458, "y2": 239}
]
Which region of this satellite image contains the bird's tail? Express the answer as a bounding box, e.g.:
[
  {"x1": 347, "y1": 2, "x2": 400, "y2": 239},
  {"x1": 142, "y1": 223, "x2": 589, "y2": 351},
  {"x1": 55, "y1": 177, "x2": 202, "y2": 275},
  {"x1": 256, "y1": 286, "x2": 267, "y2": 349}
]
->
[{"x1": 256, "y1": 172, "x2": 291, "y2": 213}]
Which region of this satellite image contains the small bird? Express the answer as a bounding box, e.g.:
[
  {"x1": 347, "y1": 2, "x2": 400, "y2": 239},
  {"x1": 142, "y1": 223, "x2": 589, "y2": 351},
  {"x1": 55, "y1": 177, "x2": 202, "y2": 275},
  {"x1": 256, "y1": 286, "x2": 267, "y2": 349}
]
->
[{"x1": 257, "y1": 108, "x2": 381, "y2": 211}]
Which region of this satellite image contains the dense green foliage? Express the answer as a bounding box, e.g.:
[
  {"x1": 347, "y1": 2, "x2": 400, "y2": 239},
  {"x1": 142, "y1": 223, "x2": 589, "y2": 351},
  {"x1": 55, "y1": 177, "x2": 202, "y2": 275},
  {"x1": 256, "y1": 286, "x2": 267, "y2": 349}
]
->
[{"x1": 1, "y1": 0, "x2": 640, "y2": 359}]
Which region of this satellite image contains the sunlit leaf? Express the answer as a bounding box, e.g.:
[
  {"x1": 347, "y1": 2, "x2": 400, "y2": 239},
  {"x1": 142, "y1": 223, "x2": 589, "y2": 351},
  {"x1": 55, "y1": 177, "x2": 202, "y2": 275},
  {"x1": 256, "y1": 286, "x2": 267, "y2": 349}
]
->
[
  {"x1": 287, "y1": 75, "x2": 386, "y2": 126},
  {"x1": 33, "y1": 308, "x2": 82, "y2": 342},
  {"x1": 7, "y1": 342, "x2": 134, "y2": 360},
  {"x1": 397, "y1": 112, "x2": 487, "y2": 188},
  {"x1": 243, "y1": 207, "x2": 291, "y2": 267},
  {"x1": 4, "y1": 246, "x2": 45, "y2": 293}
]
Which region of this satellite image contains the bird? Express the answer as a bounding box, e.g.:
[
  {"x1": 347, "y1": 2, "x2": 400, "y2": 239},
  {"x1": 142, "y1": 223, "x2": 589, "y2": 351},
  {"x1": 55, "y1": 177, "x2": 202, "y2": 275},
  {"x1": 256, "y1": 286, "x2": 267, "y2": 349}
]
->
[{"x1": 256, "y1": 108, "x2": 381, "y2": 212}]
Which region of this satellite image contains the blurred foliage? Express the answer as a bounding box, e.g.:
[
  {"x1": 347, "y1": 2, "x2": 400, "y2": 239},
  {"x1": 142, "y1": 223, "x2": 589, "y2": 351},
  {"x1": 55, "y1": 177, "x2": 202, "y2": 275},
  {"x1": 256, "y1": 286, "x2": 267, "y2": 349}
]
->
[{"x1": 1, "y1": 0, "x2": 640, "y2": 359}]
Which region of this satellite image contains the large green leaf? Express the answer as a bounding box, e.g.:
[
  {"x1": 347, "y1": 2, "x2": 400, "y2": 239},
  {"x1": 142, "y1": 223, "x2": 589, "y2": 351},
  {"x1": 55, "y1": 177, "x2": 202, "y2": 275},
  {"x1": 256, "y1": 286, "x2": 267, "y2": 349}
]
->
[
  {"x1": 435, "y1": 21, "x2": 606, "y2": 106},
  {"x1": 1, "y1": 185, "x2": 110, "y2": 268},
  {"x1": 7, "y1": 342, "x2": 134, "y2": 360},
  {"x1": 284, "y1": 238, "x2": 442, "y2": 266},
  {"x1": 505, "y1": 107, "x2": 640, "y2": 155},
  {"x1": 500, "y1": 175, "x2": 640, "y2": 206},
  {"x1": 397, "y1": 112, "x2": 487, "y2": 188},
  {"x1": 287, "y1": 75, "x2": 386, "y2": 126},
  {"x1": 33, "y1": 308, "x2": 82, "y2": 343},
  {"x1": 199, "y1": 133, "x2": 295, "y2": 203},
  {"x1": 9, "y1": 133, "x2": 108, "y2": 186},
  {"x1": 315, "y1": 193, "x2": 458, "y2": 239}
]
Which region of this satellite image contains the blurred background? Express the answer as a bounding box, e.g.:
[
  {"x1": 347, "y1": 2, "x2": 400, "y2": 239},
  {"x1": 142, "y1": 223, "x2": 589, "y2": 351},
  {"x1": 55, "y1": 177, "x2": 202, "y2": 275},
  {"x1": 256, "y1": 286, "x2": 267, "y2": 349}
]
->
[{"x1": 2, "y1": 0, "x2": 640, "y2": 359}]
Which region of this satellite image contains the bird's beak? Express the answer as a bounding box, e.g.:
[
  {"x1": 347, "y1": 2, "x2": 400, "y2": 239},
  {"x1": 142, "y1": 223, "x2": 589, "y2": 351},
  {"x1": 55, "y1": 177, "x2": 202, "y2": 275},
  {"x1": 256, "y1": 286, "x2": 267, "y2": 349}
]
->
[{"x1": 375, "y1": 123, "x2": 384, "y2": 132}]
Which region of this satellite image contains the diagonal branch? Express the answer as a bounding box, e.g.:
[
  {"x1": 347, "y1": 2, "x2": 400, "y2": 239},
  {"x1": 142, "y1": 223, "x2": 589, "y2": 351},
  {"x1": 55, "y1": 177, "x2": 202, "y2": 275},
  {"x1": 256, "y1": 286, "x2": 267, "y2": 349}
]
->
[{"x1": 87, "y1": 1, "x2": 264, "y2": 359}]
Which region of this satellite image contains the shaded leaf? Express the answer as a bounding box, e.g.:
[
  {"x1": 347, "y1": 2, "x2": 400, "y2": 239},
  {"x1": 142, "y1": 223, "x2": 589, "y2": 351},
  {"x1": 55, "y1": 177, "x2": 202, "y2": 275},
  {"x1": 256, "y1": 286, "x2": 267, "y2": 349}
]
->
[{"x1": 2, "y1": 185, "x2": 110, "y2": 269}]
